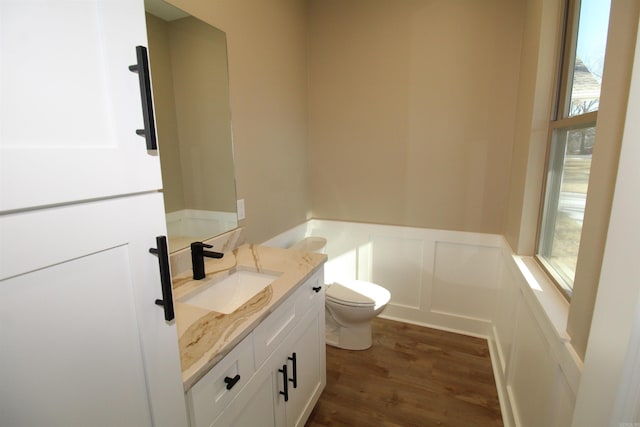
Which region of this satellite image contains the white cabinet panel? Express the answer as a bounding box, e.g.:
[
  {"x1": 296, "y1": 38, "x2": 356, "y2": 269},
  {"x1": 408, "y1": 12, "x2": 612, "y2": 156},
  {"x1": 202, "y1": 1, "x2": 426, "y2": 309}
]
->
[
  {"x1": 0, "y1": 247, "x2": 153, "y2": 426},
  {"x1": 294, "y1": 270, "x2": 324, "y2": 313},
  {"x1": 187, "y1": 335, "x2": 254, "y2": 427},
  {"x1": 253, "y1": 292, "x2": 298, "y2": 368},
  {"x1": 0, "y1": 0, "x2": 162, "y2": 211},
  {"x1": 284, "y1": 310, "x2": 325, "y2": 427},
  {"x1": 213, "y1": 371, "x2": 277, "y2": 427},
  {"x1": 229, "y1": 375, "x2": 278, "y2": 427},
  {"x1": 0, "y1": 193, "x2": 187, "y2": 427},
  {"x1": 268, "y1": 302, "x2": 325, "y2": 427}
]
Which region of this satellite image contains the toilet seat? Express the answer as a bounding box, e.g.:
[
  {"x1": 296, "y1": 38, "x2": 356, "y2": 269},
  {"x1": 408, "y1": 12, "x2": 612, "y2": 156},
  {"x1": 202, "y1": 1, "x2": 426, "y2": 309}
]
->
[
  {"x1": 326, "y1": 284, "x2": 375, "y2": 307},
  {"x1": 326, "y1": 280, "x2": 390, "y2": 309}
]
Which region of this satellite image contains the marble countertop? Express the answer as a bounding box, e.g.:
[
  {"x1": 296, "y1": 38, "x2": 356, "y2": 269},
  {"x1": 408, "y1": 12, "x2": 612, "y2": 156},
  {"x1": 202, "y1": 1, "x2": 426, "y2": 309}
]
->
[{"x1": 172, "y1": 243, "x2": 327, "y2": 391}]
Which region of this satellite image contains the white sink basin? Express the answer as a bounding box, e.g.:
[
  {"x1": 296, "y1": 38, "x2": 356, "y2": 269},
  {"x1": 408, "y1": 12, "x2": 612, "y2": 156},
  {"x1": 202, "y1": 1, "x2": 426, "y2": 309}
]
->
[{"x1": 180, "y1": 269, "x2": 280, "y2": 314}]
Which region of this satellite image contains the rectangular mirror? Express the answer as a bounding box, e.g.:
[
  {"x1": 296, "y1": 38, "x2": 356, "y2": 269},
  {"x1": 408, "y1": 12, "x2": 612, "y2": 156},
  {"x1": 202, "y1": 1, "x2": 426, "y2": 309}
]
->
[{"x1": 144, "y1": 0, "x2": 238, "y2": 253}]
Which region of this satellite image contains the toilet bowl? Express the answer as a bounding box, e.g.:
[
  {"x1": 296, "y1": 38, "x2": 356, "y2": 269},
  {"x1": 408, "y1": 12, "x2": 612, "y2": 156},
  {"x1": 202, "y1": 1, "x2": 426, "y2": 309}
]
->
[
  {"x1": 324, "y1": 279, "x2": 391, "y2": 350},
  {"x1": 290, "y1": 237, "x2": 391, "y2": 350}
]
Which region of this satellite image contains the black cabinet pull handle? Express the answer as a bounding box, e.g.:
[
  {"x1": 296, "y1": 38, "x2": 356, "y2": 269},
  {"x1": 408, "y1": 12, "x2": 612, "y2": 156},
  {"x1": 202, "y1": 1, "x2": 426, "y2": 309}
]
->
[
  {"x1": 224, "y1": 374, "x2": 241, "y2": 390},
  {"x1": 129, "y1": 45, "x2": 157, "y2": 150},
  {"x1": 149, "y1": 236, "x2": 174, "y2": 321},
  {"x1": 278, "y1": 364, "x2": 289, "y2": 402},
  {"x1": 312, "y1": 286, "x2": 322, "y2": 293},
  {"x1": 288, "y1": 352, "x2": 297, "y2": 389}
]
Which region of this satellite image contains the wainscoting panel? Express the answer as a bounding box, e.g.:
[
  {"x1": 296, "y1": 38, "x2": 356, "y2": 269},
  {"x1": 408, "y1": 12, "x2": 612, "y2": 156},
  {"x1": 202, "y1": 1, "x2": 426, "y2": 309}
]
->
[
  {"x1": 551, "y1": 371, "x2": 576, "y2": 427},
  {"x1": 269, "y1": 220, "x2": 501, "y2": 336},
  {"x1": 263, "y1": 220, "x2": 583, "y2": 426},
  {"x1": 432, "y1": 242, "x2": 501, "y2": 321},
  {"x1": 506, "y1": 292, "x2": 556, "y2": 427},
  {"x1": 369, "y1": 235, "x2": 425, "y2": 310},
  {"x1": 493, "y1": 252, "x2": 579, "y2": 427},
  {"x1": 492, "y1": 251, "x2": 520, "y2": 375}
]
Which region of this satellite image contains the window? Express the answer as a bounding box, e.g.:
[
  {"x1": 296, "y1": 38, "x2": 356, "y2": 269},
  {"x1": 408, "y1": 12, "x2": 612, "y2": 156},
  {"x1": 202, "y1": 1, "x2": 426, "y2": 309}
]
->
[{"x1": 537, "y1": 0, "x2": 611, "y2": 297}]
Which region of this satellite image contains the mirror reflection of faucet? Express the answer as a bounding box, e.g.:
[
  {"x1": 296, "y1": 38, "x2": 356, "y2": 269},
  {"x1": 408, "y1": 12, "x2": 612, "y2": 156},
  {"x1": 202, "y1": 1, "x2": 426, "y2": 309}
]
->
[{"x1": 191, "y1": 242, "x2": 224, "y2": 280}]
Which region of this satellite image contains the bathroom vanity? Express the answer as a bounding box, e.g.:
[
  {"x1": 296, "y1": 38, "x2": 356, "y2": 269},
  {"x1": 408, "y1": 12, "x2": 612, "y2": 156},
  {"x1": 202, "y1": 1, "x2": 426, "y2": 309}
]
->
[{"x1": 172, "y1": 244, "x2": 327, "y2": 427}]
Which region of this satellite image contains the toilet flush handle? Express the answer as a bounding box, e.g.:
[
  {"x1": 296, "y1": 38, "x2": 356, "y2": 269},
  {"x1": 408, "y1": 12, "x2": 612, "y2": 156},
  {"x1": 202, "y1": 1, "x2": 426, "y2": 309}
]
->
[{"x1": 312, "y1": 286, "x2": 322, "y2": 293}]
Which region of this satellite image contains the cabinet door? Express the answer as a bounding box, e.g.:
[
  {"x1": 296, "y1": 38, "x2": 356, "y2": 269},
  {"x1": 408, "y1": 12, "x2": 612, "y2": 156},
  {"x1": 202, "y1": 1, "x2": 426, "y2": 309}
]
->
[
  {"x1": 213, "y1": 373, "x2": 278, "y2": 427},
  {"x1": 284, "y1": 308, "x2": 326, "y2": 427},
  {"x1": 187, "y1": 334, "x2": 255, "y2": 427},
  {"x1": 0, "y1": 0, "x2": 162, "y2": 212},
  {"x1": 0, "y1": 193, "x2": 187, "y2": 426}
]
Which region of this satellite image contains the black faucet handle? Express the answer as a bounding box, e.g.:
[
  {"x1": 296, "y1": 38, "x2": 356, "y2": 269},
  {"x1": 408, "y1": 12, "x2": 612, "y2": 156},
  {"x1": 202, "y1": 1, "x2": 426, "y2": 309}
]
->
[{"x1": 191, "y1": 241, "x2": 213, "y2": 250}]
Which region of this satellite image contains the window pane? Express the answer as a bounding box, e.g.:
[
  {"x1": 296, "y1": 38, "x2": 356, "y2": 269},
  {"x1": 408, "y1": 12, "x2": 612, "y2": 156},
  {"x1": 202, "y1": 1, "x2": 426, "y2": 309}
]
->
[
  {"x1": 567, "y1": 0, "x2": 611, "y2": 117},
  {"x1": 538, "y1": 125, "x2": 595, "y2": 293}
]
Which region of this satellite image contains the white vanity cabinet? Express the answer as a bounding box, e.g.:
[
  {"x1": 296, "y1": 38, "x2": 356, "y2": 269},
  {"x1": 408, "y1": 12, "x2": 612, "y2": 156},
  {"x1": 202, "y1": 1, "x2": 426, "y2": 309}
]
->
[{"x1": 186, "y1": 269, "x2": 326, "y2": 427}]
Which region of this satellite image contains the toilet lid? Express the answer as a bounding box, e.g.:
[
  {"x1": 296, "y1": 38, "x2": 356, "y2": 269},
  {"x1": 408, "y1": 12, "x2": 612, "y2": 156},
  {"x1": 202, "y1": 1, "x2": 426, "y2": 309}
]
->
[{"x1": 325, "y1": 280, "x2": 390, "y2": 308}]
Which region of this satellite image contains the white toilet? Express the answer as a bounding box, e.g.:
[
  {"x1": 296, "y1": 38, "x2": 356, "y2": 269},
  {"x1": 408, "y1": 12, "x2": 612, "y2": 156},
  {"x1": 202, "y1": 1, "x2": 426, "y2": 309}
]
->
[{"x1": 290, "y1": 237, "x2": 391, "y2": 350}]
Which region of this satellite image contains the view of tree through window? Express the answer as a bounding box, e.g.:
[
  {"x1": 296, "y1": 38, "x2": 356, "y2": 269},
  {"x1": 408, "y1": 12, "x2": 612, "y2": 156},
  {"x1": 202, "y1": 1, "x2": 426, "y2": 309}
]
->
[{"x1": 537, "y1": 0, "x2": 610, "y2": 296}]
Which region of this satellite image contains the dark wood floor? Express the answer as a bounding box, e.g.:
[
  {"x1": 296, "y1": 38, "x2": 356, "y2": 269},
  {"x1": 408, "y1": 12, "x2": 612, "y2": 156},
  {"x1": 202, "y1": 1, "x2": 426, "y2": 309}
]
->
[{"x1": 305, "y1": 318, "x2": 503, "y2": 427}]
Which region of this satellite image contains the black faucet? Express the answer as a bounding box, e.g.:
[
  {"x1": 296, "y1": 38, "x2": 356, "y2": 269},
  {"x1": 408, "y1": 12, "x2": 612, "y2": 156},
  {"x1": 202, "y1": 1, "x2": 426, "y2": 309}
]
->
[{"x1": 191, "y1": 242, "x2": 224, "y2": 280}]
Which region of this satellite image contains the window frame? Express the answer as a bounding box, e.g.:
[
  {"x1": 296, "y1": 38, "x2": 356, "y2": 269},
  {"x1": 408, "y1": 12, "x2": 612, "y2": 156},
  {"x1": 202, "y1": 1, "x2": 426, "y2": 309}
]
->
[{"x1": 535, "y1": 0, "x2": 602, "y2": 299}]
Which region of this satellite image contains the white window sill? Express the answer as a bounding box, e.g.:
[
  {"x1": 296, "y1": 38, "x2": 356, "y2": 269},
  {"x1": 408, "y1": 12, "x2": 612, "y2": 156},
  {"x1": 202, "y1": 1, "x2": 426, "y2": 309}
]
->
[{"x1": 512, "y1": 255, "x2": 571, "y2": 343}]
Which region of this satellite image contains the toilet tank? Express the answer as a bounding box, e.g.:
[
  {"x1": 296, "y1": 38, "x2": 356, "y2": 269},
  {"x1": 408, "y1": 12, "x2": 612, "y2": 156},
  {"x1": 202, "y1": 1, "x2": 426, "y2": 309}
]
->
[{"x1": 289, "y1": 237, "x2": 327, "y2": 254}]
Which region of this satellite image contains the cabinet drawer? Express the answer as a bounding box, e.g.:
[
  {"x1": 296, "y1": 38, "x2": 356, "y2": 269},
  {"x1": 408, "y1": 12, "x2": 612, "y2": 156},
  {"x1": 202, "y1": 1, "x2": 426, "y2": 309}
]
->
[
  {"x1": 295, "y1": 270, "x2": 324, "y2": 315},
  {"x1": 253, "y1": 290, "x2": 298, "y2": 368},
  {"x1": 187, "y1": 335, "x2": 254, "y2": 427}
]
